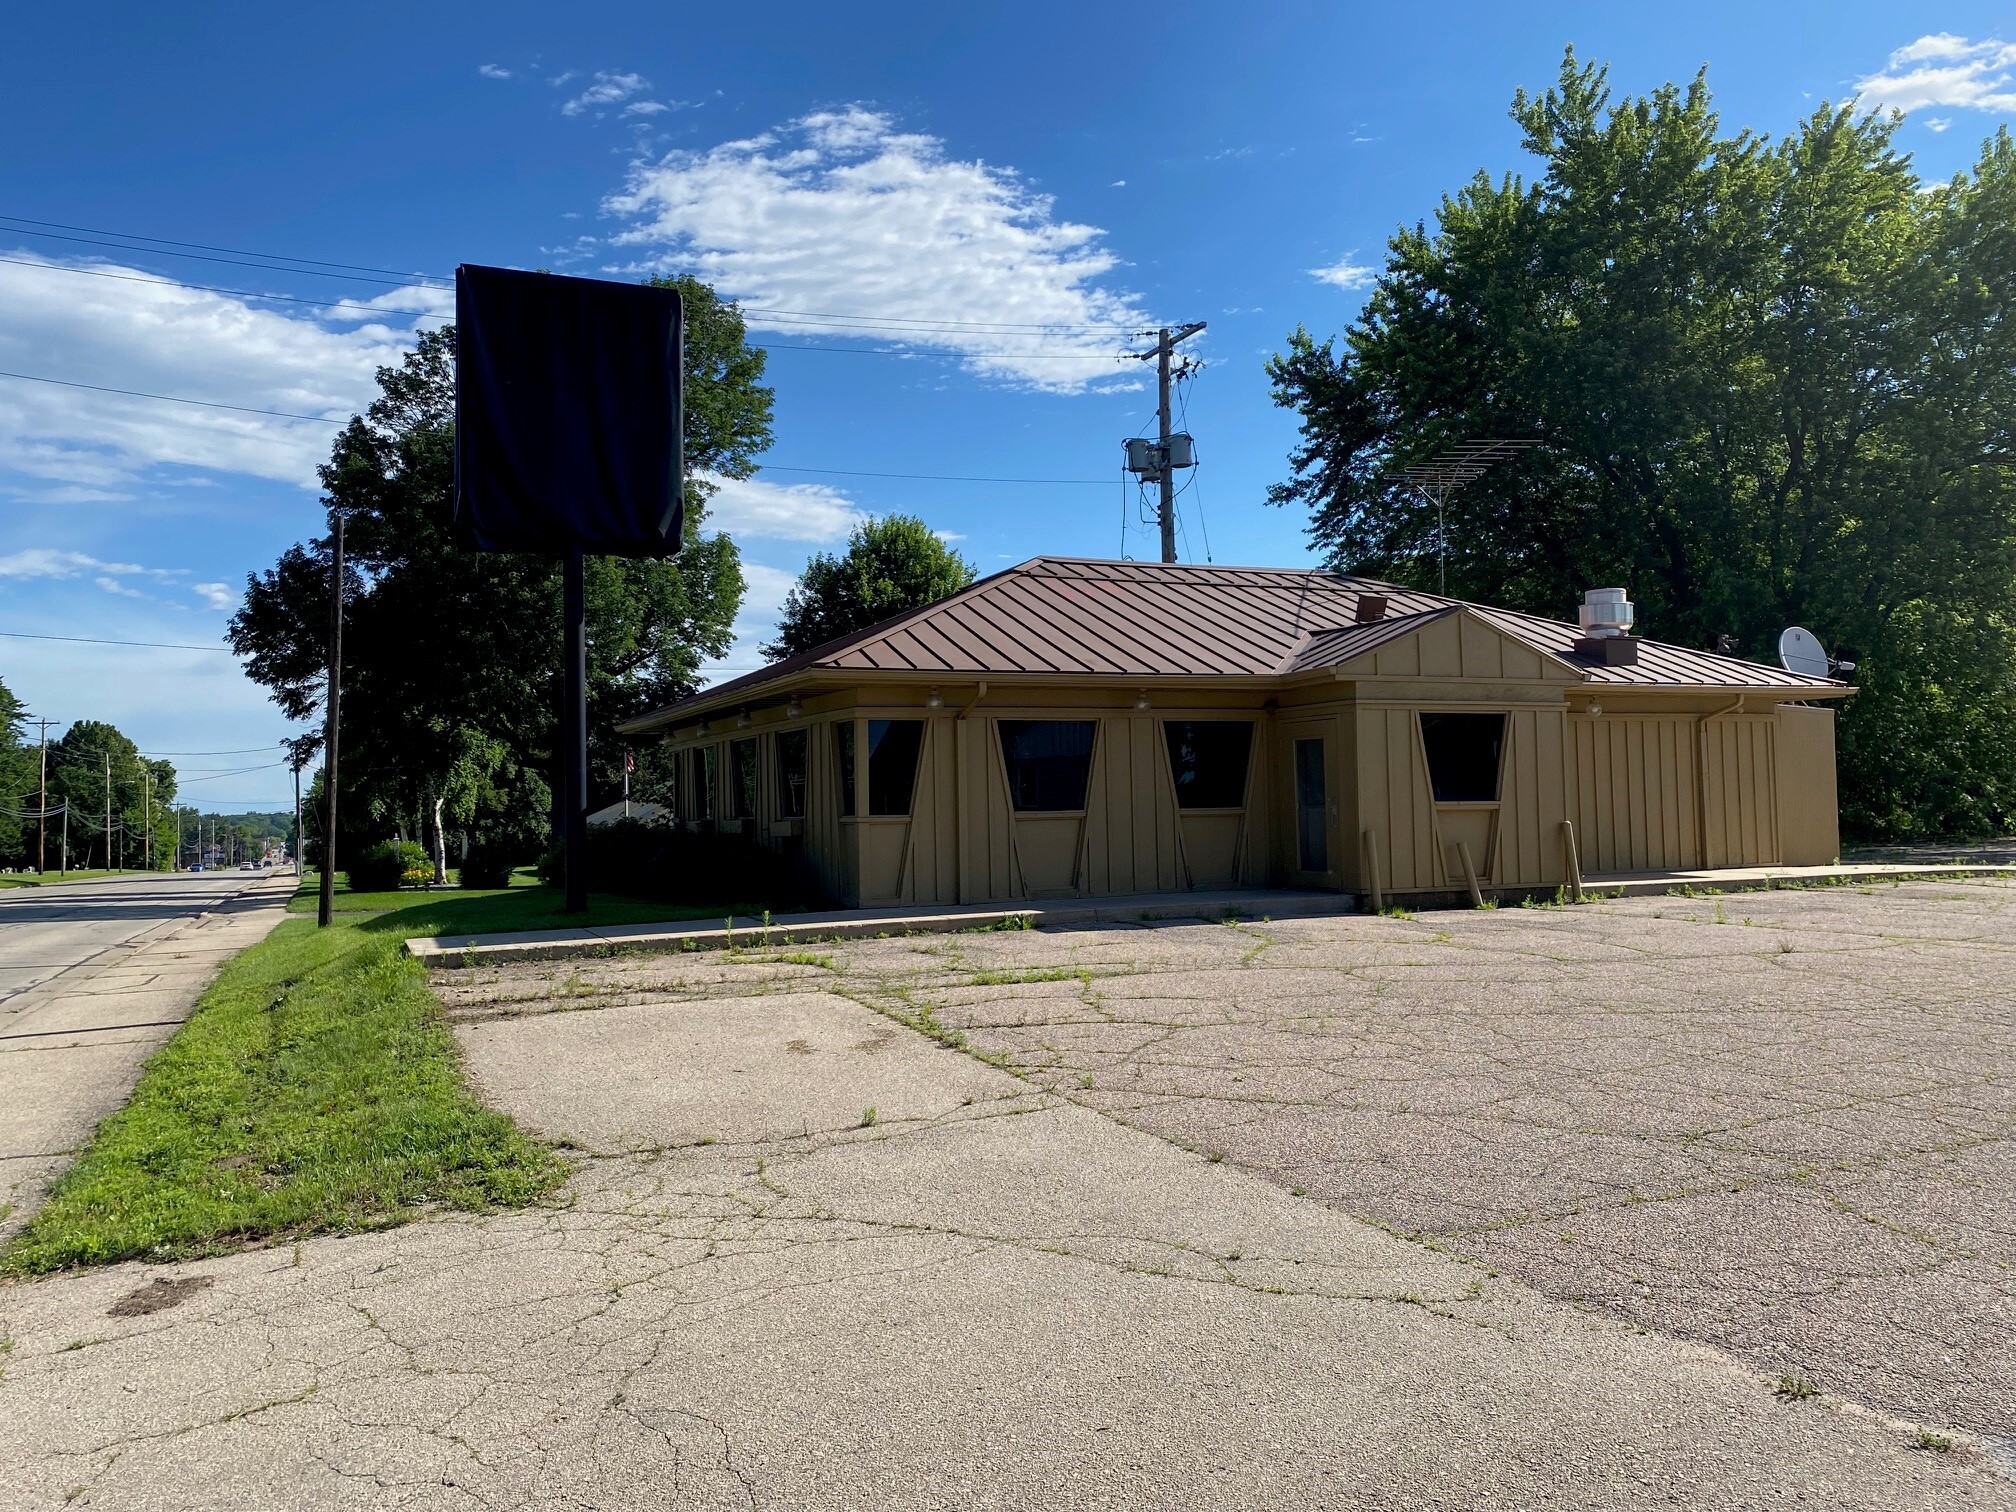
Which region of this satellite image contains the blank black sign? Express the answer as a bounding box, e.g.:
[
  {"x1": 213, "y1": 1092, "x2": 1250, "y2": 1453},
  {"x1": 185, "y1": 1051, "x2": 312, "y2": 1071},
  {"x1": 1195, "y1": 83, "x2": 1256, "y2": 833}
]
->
[{"x1": 454, "y1": 265, "x2": 684, "y2": 557}]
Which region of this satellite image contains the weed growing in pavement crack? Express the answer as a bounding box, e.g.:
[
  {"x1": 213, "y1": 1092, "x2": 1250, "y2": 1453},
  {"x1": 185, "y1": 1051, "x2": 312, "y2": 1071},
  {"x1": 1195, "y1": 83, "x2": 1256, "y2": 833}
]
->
[
  {"x1": 1914, "y1": 1430, "x2": 1953, "y2": 1452},
  {"x1": 860, "y1": 1106, "x2": 879, "y2": 1128},
  {"x1": 1774, "y1": 1373, "x2": 1819, "y2": 1400}
]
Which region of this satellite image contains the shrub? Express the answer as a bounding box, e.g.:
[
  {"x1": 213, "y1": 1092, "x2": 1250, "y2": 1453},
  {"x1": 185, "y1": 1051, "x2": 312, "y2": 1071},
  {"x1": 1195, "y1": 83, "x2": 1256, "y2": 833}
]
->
[
  {"x1": 458, "y1": 837, "x2": 522, "y2": 890},
  {"x1": 538, "y1": 819, "x2": 824, "y2": 910},
  {"x1": 346, "y1": 840, "x2": 429, "y2": 893}
]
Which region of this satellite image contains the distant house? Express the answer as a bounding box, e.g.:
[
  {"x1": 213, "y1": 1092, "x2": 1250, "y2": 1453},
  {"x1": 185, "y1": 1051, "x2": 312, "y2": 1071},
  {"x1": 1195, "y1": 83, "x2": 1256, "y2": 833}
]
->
[{"x1": 618, "y1": 558, "x2": 1849, "y2": 907}]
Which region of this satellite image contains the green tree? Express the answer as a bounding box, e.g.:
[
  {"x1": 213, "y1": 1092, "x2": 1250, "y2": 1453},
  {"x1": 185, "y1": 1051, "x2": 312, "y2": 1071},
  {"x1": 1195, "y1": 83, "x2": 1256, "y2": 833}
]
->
[
  {"x1": 1267, "y1": 51, "x2": 2016, "y2": 840},
  {"x1": 230, "y1": 276, "x2": 770, "y2": 861},
  {"x1": 766, "y1": 515, "x2": 977, "y2": 660},
  {"x1": 46, "y1": 720, "x2": 177, "y2": 870},
  {"x1": 0, "y1": 676, "x2": 33, "y2": 868}
]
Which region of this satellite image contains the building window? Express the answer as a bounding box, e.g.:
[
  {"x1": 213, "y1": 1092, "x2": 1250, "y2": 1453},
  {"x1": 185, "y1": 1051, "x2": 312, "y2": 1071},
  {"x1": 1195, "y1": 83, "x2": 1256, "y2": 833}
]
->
[
  {"x1": 867, "y1": 719, "x2": 924, "y2": 816},
  {"x1": 728, "y1": 738, "x2": 759, "y2": 819},
  {"x1": 998, "y1": 720, "x2": 1096, "y2": 812},
  {"x1": 836, "y1": 721, "x2": 856, "y2": 817},
  {"x1": 776, "y1": 729, "x2": 807, "y2": 819},
  {"x1": 1295, "y1": 738, "x2": 1328, "y2": 872},
  {"x1": 1163, "y1": 721, "x2": 1254, "y2": 809},
  {"x1": 1419, "y1": 712, "x2": 1506, "y2": 802},
  {"x1": 695, "y1": 746, "x2": 717, "y2": 820}
]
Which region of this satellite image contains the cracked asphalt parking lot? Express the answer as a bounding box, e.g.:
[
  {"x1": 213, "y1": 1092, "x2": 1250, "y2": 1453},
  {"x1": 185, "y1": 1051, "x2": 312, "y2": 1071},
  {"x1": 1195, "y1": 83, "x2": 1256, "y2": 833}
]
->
[{"x1": 0, "y1": 879, "x2": 2011, "y2": 1508}]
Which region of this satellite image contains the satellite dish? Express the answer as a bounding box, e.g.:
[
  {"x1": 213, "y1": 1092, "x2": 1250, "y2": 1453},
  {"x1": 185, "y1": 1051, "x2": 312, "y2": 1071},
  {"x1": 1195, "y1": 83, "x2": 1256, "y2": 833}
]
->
[{"x1": 1778, "y1": 626, "x2": 1830, "y2": 679}]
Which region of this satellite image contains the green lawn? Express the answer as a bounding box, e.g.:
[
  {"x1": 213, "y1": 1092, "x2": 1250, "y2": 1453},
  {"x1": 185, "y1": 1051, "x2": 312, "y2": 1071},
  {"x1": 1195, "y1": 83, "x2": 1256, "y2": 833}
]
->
[
  {"x1": 0, "y1": 890, "x2": 577, "y2": 1275},
  {"x1": 285, "y1": 869, "x2": 727, "y2": 933}
]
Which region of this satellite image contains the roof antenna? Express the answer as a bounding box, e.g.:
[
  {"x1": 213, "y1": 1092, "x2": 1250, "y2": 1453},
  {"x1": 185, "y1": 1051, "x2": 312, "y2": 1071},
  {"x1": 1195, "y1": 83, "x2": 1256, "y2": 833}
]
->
[{"x1": 1396, "y1": 439, "x2": 1539, "y2": 595}]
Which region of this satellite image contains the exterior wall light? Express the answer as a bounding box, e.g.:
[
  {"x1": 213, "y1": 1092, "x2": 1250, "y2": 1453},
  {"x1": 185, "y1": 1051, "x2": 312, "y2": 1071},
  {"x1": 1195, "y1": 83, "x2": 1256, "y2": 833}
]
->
[
  {"x1": 926, "y1": 687, "x2": 944, "y2": 709},
  {"x1": 1134, "y1": 691, "x2": 1151, "y2": 711},
  {"x1": 695, "y1": 720, "x2": 710, "y2": 737},
  {"x1": 785, "y1": 697, "x2": 803, "y2": 719},
  {"x1": 737, "y1": 709, "x2": 753, "y2": 729}
]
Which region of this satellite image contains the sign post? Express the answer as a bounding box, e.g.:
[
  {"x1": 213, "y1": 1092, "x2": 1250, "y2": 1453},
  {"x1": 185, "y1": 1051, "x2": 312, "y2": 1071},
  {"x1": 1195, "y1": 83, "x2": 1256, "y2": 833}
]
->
[{"x1": 454, "y1": 266, "x2": 684, "y2": 913}]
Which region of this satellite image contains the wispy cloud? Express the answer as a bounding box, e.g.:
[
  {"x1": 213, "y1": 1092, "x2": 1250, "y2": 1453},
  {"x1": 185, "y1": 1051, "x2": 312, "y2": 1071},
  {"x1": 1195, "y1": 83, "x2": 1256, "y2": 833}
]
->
[
  {"x1": 0, "y1": 254, "x2": 436, "y2": 499},
  {"x1": 702, "y1": 473, "x2": 866, "y2": 543},
  {"x1": 478, "y1": 63, "x2": 513, "y2": 80},
  {"x1": 191, "y1": 581, "x2": 236, "y2": 611},
  {"x1": 1309, "y1": 256, "x2": 1377, "y2": 292},
  {"x1": 604, "y1": 105, "x2": 1153, "y2": 392},
  {"x1": 0, "y1": 548, "x2": 150, "y2": 578},
  {"x1": 1854, "y1": 34, "x2": 2016, "y2": 115},
  {"x1": 561, "y1": 71, "x2": 650, "y2": 117}
]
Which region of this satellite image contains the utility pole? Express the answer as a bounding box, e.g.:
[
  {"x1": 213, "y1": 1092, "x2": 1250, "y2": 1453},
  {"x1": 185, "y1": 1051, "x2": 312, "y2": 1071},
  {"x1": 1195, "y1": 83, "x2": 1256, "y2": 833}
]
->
[
  {"x1": 1126, "y1": 323, "x2": 1206, "y2": 562},
  {"x1": 292, "y1": 750, "x2": 304, "y2": 876},
  {"x1": 319, "y1": 509, "x2": 345, "y2": 928},
  {"x1": 32, "y1": 717, "x2": 53, "y2": 873},
  {"x1": 104, "y1": 751, "x2": 112, "y2": 874},
  {"x1": 143, "y1": 767, "x2": 151, "y2": 872},
  {"x1": 60, "y1": 800, "x2": 67, "y2": 874}
]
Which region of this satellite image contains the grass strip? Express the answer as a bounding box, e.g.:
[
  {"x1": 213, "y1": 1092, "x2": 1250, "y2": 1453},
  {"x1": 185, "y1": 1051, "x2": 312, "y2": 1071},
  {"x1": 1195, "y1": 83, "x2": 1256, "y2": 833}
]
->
[{"x1": 1, "y1": 894, "x2": 578, "y2": 1275}]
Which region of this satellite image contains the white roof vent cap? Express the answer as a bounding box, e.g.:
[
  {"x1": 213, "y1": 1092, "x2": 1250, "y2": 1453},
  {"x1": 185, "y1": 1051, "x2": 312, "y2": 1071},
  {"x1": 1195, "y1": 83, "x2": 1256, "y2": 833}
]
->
[{"x1": 1578, "y1": 588, "x2": 1635, "y2": 639}]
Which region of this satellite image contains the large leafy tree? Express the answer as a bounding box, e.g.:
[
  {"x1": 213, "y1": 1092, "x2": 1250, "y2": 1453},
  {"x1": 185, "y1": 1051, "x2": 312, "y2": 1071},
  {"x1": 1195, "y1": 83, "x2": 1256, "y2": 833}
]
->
[
  {"x1": 0, "y1": 675, "x2": 33, "y2": 867},
  {"x1": 766, "y1": 515, "x2": 977, "y2": 660},
  {"x1": 230, "y1": 275, "x2": 769, "y2": 861},
  {"x1": 46, "y1": 720, "x2": 177, "y2": 869},
  {"x1": 1268, "y1": 51, "x2": 2016, "y2": 840}
]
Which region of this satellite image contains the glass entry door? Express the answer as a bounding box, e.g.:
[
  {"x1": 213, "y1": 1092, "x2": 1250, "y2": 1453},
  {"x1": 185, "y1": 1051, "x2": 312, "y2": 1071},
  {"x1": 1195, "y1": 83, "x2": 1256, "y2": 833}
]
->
[{"x1": 1294, "y1": 737, "x2": 1329, "y2": 873}]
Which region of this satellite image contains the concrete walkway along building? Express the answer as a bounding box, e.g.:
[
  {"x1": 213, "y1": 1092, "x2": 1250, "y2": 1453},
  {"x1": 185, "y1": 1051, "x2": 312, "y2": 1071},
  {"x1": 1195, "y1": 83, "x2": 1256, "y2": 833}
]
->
[{"x1": 621, "y1": 558, "x2": 1850, "y2": 907}]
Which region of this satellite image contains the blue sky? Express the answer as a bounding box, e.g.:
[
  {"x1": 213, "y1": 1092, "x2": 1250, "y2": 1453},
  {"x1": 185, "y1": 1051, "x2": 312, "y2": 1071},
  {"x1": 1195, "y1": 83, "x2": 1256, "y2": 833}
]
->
[{"x1": 2, "y1": 2, "x2": 2008, "y2": 811}]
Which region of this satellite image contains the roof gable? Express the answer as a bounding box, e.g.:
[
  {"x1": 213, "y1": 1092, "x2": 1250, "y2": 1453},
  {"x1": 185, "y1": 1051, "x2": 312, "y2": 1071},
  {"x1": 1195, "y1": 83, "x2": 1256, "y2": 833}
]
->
[{"x1": 1290, "y1": 606, "x2": 1588, "y2": 683}]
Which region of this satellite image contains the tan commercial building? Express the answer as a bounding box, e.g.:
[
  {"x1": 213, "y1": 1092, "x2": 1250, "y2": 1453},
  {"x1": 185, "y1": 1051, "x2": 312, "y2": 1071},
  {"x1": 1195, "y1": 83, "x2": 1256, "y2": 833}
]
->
[{"x1": 620, "y1": 558, "x2": 1850, "y2": 908}]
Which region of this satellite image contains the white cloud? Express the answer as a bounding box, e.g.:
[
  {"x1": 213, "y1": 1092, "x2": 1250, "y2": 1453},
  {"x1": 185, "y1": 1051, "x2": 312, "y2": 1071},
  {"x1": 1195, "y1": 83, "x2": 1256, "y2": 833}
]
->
[
  {"x1": 0, "y1": 254, "x2": 435, "y2": 498},
  {"x1": 1110, "y1": 179, "x2": 1126, "y2": 188},
  {"x1": 562, "y1": 71, "x2": 649, "y2": 117},
  {"x1": 934, "y1": 530, "x2": 966, "y2": 543},
  {"x1": 192, "y1": 581, "x2": 236, "y2": 611},
  {"x1": 96, "y1": 575, "x2": 145, "y2": 598},
  {"x1": 604, "y1": 105, "x2": 1153, "y2": 391},
  {"x1": 1926, "y1": 117, "x2": 1953, "y2": 132},
  {"x1": 478, "y1": 63, "x2": 513, "y2": 80},
  {"x1": 1854, "y1": 35, "x2": 2016, "y2": 115},
  {"x1": 736, "y1": 561, "x2": 798, "y2": 614},
  {"x1": 701, "y1": 472, "x2": 865, "y2": 543},
  {"x1": 1310, "y1": 256, "x2": 1377, "y2": 292},
  {"x1": 624, "y1": 100, "x2": 670, "y2": 117},
  {"x1": 0, "y1": 547, "x2": 141, "y2": 578}
]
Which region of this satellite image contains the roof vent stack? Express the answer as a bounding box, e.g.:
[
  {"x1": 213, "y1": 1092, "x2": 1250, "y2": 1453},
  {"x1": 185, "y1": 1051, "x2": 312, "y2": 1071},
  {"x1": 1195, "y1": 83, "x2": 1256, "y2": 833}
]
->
[
  {"x1": 1573, "y1": 588, "x2": 1640, "y2": 666},
  {"x1": 1354, "y1": 592, "x2": 1390, "y2": 624}
]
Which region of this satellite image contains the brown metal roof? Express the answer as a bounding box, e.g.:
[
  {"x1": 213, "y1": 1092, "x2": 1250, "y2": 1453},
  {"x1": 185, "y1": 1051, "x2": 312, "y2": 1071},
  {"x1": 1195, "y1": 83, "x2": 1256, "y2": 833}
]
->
[{"x1": 621, "y1": 557, "x2": 1849, "y2": 732}]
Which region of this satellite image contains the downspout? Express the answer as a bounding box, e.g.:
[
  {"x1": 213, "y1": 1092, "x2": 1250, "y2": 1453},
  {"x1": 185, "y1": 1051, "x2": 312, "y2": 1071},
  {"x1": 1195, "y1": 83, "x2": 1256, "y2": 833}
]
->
[{"x1": 1695, "y1": 694, "x2": 1745, "y2": 868}]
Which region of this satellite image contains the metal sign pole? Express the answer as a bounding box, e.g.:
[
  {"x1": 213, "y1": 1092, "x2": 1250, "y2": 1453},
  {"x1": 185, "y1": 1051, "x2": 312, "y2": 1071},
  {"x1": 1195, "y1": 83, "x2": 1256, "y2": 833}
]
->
[{"x1": 562, "y1": 546, "x2": 589, "y2": 914}]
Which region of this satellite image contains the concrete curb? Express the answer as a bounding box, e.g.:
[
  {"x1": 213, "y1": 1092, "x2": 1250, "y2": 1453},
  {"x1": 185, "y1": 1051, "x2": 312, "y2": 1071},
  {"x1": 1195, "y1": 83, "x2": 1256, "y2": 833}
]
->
[{"x1": 407, "y1": 889, "x2": 1357, "y2": 968}]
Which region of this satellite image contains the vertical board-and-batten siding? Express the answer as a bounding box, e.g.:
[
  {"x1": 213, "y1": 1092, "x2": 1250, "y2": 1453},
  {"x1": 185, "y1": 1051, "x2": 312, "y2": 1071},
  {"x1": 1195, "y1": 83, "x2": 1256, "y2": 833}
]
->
[
  {"x1": 1081, "y1": 715, "x2": 1185, "y2": 896},
  {"x1": 1570, "y1": 715, "x2": 1698, "y2": 873},
  {"x1": 1774, "y1": 704, "x2": 1839, "y2": 864},
  {"x1": 1701, "y1": 716, "x2": 1779, "y2": 869},
  {"x1": 1497, "y1": 709, "x2": 1569, "y2": 886}
]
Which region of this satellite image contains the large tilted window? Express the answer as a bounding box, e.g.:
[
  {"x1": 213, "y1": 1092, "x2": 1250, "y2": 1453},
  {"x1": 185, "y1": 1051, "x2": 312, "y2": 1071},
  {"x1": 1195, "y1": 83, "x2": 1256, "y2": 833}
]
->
[
  {"x1": 775, "y1": 729, "x2": 808, "y2": 819},
  {"x1": 1163, "y1": 721, "x2": 1254, "y2": 809},
  {"x1": 726, "y1": 739, "x2": 759, "y2": 819},
  {"x1": 998, "y1": 720, "x2": 1097, "y2": 812},
  {"x1": 1419, "y1": 713, "x2": 1507, "y2": 802},
  {"x1": 866, "y1": 719, "x2": 924, "y2": 816},
  {"x1": 694, "y1": 746, "x2": 717, "y2": 820}
]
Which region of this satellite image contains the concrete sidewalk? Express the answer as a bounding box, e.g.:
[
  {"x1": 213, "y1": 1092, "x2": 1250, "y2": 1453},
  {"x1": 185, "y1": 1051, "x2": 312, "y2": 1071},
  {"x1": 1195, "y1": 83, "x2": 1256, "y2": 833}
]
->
[
  {"x1": 0, "y1": 871, "x2": 296, "y2": 1244},
  {"x1": 408, "y1": 862, "x2": 2016, "y2": 969}
]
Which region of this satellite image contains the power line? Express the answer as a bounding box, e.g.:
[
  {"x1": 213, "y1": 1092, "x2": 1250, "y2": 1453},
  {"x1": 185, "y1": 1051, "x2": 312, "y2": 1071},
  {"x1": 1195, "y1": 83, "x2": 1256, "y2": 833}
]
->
[
  {"x1": 759, "y1": 464, "x2": 1110, "y2": 486},
  {"x1": 0, "y1": 370, "x2": 347, "y2": 424},
  {"x1": 0, "y1": 257, "x2": 452, "y2": 321},
  {"x1": 142, "y1": 745, "x2": 288, "y2": 756},
  {"x1": 0, "y1": 629, "x2": 233, "y2": 652},
  {"x1": 0, "y1": 213, "x2": 1143, "y2": 331}
]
